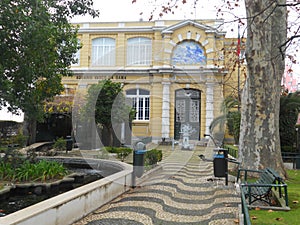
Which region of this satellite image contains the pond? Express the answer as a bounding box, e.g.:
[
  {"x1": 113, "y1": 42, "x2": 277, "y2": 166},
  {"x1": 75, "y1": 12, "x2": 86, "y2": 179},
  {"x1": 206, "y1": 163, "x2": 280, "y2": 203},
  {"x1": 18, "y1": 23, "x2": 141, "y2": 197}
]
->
[{"x1": 0, "y1": 162, "x2": 104, "y2": 216}]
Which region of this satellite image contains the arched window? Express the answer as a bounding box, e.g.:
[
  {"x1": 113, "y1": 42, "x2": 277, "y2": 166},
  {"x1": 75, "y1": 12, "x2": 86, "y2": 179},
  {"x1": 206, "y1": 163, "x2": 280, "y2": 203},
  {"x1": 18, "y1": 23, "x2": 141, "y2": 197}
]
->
[
  {"x1": 127, "y1": 37, "x2": 152, "y2": 66},
  {"x1": 171, "y1": 41, "x2": 206, "y2": 65},
  {"x1": 126, "y1": 89, "x2": 150, "y2": 121},
  {"x1": 92, "y1": 38, "x2": 115, "y2": 66}
]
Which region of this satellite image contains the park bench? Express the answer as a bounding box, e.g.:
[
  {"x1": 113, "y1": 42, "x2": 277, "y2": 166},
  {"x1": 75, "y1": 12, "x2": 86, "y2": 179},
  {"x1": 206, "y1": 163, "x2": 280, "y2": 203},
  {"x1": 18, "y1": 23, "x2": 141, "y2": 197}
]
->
[{"x1": 237, "y1": 167, "x2": 288, "y2": 207}]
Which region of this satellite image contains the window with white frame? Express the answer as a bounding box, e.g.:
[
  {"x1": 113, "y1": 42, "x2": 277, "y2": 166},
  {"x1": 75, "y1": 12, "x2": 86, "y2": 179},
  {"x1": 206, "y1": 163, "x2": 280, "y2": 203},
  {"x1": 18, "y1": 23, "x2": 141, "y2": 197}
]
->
[
  {"x1": 92, "y1": 38, "x2": 115, "y2": 66},
  {"x1": 127, "y1": 37, "x2": 152, "y2": 66},
  {"x1": 126, "y1": 89, "x2": 150, "y2": 121}
]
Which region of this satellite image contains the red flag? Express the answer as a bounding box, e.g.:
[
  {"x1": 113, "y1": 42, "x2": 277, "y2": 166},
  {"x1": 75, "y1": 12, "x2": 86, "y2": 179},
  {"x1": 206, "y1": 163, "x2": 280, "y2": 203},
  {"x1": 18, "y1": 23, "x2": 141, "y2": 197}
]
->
[{"x1": 237, "y1": 25, "x2": 241, "y2": 56}]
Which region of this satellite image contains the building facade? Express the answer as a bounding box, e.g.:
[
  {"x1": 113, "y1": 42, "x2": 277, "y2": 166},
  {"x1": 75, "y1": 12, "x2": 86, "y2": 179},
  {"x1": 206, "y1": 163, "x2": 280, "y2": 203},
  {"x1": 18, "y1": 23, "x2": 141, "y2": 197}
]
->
[{"x1": 62, "y1": 19, "x2": 240, "y2": 146}]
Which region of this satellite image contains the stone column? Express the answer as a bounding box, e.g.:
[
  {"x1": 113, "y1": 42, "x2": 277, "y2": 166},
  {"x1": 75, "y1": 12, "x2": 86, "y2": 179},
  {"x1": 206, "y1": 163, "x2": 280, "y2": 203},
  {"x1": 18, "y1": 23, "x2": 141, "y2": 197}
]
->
[
  {"x1": 161, "y1": 81, "x2": 170, "y2": 138},
  {"x1": 121, "y1": 122, "x2": 125, "y2": 144},
  {"x1": 205, "y1": 82, "x2": 214, "y2": 135}
]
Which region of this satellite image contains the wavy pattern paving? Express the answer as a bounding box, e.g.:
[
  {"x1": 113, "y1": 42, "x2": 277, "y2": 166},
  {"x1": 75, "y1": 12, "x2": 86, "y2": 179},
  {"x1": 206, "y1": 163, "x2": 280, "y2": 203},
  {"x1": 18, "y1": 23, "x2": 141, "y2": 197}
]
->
[{"x1": 73, "y1": 147, "x2": 240, "y2": 225}]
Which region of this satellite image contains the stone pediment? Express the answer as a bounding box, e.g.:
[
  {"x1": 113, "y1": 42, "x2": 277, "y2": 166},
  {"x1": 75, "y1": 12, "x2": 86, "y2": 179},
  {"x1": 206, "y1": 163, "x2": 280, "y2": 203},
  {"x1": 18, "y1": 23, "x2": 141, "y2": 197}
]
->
[{"x1": 161, "y1": 20, "x2": 218, "y2": 35}]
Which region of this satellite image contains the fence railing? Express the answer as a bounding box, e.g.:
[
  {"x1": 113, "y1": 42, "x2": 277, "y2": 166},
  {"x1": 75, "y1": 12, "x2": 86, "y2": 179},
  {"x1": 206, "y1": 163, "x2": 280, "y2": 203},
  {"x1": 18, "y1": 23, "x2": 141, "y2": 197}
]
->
[
  {"x1": 240, "y1": 186, "x2": 252, "y2": 225},
  {"x1": 224, "y1": 144, "x2": 238, "y2": 158}
]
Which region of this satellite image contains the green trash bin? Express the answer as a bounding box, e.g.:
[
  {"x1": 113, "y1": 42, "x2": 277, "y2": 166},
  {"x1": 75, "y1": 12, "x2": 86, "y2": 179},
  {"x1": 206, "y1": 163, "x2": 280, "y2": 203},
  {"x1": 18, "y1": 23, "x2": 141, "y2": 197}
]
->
[
  {"x1": 133, "y1": 142, "x2": 146, "y2": 178},
  {"x1": 133, "y1": 149, "x2": 146, "y2": 177}
]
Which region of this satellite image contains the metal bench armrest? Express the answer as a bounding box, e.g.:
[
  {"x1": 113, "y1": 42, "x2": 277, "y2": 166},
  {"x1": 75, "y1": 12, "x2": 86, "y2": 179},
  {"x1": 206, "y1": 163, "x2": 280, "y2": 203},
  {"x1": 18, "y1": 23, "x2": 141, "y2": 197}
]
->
[{"x1": 237, "y1": 168, "x2": 264, "y2": 183}]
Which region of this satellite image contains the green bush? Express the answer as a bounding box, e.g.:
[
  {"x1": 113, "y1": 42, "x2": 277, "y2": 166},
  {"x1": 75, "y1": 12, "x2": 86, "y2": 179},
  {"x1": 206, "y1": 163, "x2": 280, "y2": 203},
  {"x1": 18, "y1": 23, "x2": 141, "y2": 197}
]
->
[
  {"x1": 11, "y1": 133, "x2": 27, "y2": 147},
  {"x1": 0, "y1": 162, "x2": 14, "y2": 180},
  {"x1": 226, "y1": 111, "x2": 241, "y2": 144},
  {"x1": 281, "y1": 145, "x2": 296, "y2": 153},
  {"x1": 15, "y1": 161, "x2": 35, "y2": 181},
  {"x1": 0, "y1": 138, "x2": 11, "y2": 148},
  {"x1": 0, "y1": 160, "x2": 68, "y2": 182},
  {"x1": 223, "y1": 144, "x2": 239, "y2": 158},
  {"x1": 104, "y1": 147, "x2": 133, "y2": 162},
  {"x1": 279, "y1": 92, "x2": 300, "y2": 148},
  {"x1": 0, "y1": 132, "x2": 27, "y2": 149},
  {"x1": 34, "y1": 160, "x2": 68, "y2": 181},
  {"x1": 104, "y1": 146, "x2": 115, "y2": 153},
  {"x1": 2, "y1": 148, "x2": 24, "y2": 166},
  {"x1": 53, "y1": 137, "x2": 66, "y2": 151},
  {"x1": 145, "y1": 149, "x2": 162, "y2": 166},
  {"x1": 116, "y1": 147, "x2": 132, "y2": 162}
]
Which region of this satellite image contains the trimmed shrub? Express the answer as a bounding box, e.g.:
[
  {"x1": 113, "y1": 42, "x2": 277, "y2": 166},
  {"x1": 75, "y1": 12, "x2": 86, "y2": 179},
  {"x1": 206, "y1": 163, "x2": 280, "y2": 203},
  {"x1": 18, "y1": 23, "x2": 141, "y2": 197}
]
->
[
  {"x1": 53, "y1": 137, "x2": 66, "y2": 151},
  {"x1": 145, "y1": 149, "x2": 162, "y2": 166},
  {"x1": 104, "y1": 146, "x2": 115, "y2": 153},
  {"x1": 104, "y1": 147, "x2": 133, "y2": 162},
  {"x1": 115, "y1": 147, "x2": 132, "y2": 162}
]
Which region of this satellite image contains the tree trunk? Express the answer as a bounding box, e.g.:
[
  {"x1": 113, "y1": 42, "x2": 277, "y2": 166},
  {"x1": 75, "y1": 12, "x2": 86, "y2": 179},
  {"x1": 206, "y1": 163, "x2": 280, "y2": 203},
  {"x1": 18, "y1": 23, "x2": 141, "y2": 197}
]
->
[
  {"x1": 239, "y1": 0, "x2": 287, "y2": 177},
  {"x1": 104, "y1": 124, "x2": 114, "y2": 147},
  {"x1": 23, "y1": 113, "x2": 37, "y2": 146}
]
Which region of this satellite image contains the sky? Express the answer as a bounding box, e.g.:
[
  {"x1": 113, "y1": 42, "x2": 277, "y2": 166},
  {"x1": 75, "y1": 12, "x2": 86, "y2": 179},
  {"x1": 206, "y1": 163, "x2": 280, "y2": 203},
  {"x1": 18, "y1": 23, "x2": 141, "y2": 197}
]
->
[
  {"x1": 71, "y1": 0, "x2": 246, "y2": 37},
  {"x1": 72, "y1": 0, "x2": 219, "y2": 22},
  {"x1": 0, "y1": 107, "x2": 24, "y2": 122}
]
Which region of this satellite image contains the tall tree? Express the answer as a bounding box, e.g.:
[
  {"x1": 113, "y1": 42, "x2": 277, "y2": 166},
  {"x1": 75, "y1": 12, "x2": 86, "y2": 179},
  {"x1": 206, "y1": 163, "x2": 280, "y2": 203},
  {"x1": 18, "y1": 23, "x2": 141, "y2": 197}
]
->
[
  {"x1": 83, "y1": 80, "x2": 134, "y2": 147},
  {"x1": 0, "y1": 0, "x2": 99, "y2": 144},
  {"x1": 238, "y1": 0, "x2": 287, "y2": 175}
]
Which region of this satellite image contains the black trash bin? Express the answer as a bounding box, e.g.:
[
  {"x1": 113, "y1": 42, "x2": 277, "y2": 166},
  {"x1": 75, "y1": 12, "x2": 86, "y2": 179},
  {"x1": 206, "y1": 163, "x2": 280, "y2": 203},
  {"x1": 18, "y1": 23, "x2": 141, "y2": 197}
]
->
[
  {"x1": 66, "y1": 136, "x2": 73, "y2": 152},
  {"x1": 133, "y1": 142, "x2": 146, "y2": 178},
  {"x1": 213, "y1": 148, "x2": 229, "y2": 185}
]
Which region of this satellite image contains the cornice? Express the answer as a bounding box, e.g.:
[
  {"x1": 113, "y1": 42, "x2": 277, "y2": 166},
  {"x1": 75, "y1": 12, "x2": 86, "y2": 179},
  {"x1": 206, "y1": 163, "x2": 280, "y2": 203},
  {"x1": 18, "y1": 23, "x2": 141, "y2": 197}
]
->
[
  {"x1": 71, "y1": 66, "x2": 226, "y2": 76},
  {"x1": 75, "y1": 19, "x2": 226, "y2": 36}
]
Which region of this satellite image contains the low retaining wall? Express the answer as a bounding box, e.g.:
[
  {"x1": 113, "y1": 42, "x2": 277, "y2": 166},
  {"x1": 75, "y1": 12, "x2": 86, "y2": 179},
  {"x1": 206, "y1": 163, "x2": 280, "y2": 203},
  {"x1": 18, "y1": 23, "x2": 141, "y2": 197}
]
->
[{"x1": 0, "y1": 159, "x2": 133, "y2": 225}]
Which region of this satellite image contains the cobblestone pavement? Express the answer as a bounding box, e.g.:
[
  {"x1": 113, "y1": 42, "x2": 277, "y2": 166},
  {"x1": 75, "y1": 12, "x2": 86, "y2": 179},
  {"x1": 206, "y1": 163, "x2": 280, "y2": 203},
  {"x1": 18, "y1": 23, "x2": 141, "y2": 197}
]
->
[{"x1": 73, "y1": 146, "x2": 240, "y2": 225}]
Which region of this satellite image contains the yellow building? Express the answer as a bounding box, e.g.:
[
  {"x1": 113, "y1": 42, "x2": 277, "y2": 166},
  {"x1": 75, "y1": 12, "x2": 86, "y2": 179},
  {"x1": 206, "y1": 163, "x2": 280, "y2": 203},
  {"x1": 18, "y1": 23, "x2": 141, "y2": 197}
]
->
[{"x1": 63, "y1": 19, "x2": 242, "y2": 147}]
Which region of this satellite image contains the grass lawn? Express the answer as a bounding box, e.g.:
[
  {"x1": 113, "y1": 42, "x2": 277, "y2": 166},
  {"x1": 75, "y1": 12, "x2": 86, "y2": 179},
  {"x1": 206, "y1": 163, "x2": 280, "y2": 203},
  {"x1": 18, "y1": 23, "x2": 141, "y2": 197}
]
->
[{"x1": 249, "y1": 170, "x2": 300, "y2": 225}]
